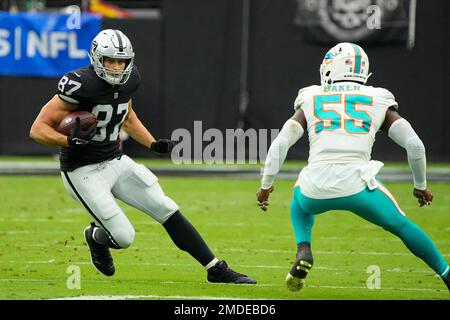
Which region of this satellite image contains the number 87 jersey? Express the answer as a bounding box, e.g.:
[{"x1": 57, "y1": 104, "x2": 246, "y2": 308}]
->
[
  {"x1": 294, "y1": 82, "x2": 398, "y2": 164},
  {"x1": 56, "y1": 64, "x2": 141, "y2": 172}
]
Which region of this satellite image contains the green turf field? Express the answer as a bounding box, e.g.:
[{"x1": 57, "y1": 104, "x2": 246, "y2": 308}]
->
[
  {"x1": 0, "y1": 176, "x2": 449, "y2": 300},
  {"x1": 2, "y1": 155, "x2": 450, "y2": 169}
]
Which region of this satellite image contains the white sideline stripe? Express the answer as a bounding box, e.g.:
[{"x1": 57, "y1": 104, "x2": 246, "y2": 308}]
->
[
  {"x1": 305, "y1": 285, "x2": 443, "y2": 292},
  {"x1": 2, "y1": 231, "x2": 31, "y2": 234},
  {"x1": 18, "y1": 244, "x2": 48, "y2": 247},
  {"x1": 5, "y1": 260, "x2": 434, "y2": 275},
  {"x1": 49, "y1": 295, "x2": 267, "y2": 300},
  {"x1": 4, "y1": 232, "x2": 447, "y2": 245},
  {"x1": 224, "y1": 248, "x2": 450, "y2": 258},
  {"x1": 6, "y1": 245, "x2": 405, "y2": 256},
  {"x1": 2, "y1": 226, "x2": 446, "y2": 242},
  {"x1": 22, "y1": 259, "x2": 56, "y2": 264},
  {"x1": 0, "y1": 278, "x2": 444, "y2": 293},
  {"x1": 15, "y1": 243, "x2": 450, "y2": 257},
  {"x1": 0, "y1": 218, "x2": 159, "y2": 224},
  {"x1": 0, "y1": 278, "x2": 273, "y2": 287},
  {"x1": 262, "y1": 235, "x2": 448, "y2": 244},
  {"x1": 159, "y1": 281, "x2": 275, "y2": 287},
  {"x1": 0, "y1": 218, "x2": 77, "y2": 223},
  {"x1": 0, "y1": 279, "x2": 113, "y2": 283}
]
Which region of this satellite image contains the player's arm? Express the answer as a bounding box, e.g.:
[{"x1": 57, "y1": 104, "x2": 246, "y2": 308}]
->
[
  {"x1": 29, "y1": 95, "x2": 76, "y2": 147},
  {"x1": 122, "y1": 100, "x2": 175, "y2": 154},
  {"x1": 256, "y1": 109, "x2": 306, "y2": 212},
  {"x1": 381, "y1": 109, "x2": 432, "y2": 207}
]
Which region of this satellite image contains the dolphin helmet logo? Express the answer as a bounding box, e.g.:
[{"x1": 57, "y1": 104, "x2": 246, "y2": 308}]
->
[{"x1": 323, "y1": 47, "x2": 343, "y2": 64}]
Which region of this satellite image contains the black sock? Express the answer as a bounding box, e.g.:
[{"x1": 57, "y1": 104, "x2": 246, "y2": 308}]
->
[
  {"x1": 296, "y1": 241, "x2": 313, "y2": 265},
  {"x1": 163, "y1": 211, "x2": 215, "y2": 266},
  {"x1": 92, "y1": 227, "x2": 120, "y2": 249},
  {"x1": 444, "y1": 274, "x2": 450, "y2": 286}
]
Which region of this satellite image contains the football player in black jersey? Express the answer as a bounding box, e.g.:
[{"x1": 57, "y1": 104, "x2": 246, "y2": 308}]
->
[{"x1": 30, "y1": 29, "x2": 256, "y2": 284}]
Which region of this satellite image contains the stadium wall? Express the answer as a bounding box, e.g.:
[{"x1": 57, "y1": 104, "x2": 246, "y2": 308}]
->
[
  {"x1": 244, "y1": 0, "x2": 450, "y2": 162},
  {"x1": 1, "y1": 0, "x2": 449, "y2": 161}
]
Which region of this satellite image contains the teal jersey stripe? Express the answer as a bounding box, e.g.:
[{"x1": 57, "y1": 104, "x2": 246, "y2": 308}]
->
[{"x1": 352, "y1": 44, "x2": 361, "y2": 74}]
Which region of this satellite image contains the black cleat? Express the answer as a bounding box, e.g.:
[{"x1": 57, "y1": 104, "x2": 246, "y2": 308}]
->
[
  {"x1": 286, "y1": 242, "x2": 313, "y2": 292},
  {"x1": 286, "y1": 258, "x2": 312, "y2": 292},
  {"x1": 84, "y1": 223, "x2": 115, "y2": 276},
  {"x1": 207, "y1": 260, "x2": 257, "y2": 284}
]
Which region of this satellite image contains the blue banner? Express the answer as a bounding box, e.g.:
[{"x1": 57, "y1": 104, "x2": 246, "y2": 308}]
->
[{"x1": 0, "y1": 12, "x2": 101, "y2": 77}]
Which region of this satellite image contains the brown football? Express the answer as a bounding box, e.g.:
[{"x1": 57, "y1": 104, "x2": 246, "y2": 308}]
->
[{"x1": 57, "y1": 111, "x2": 97, "y2": 136}]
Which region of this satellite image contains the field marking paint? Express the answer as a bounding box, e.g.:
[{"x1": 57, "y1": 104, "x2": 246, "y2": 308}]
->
[
  {"x1": 0, "y1": 278, "x2": 113, "y2": 283},
  {"x1": 2, "y1": 231, "x2": 31, "y2": 234},
  {"x1": 0, "y1": 278, "x2": 444, "y2": 294},
  {"x1": 49, "y1": 294, "x2": 268, "y2": 300},
  {"x1": 13, "y1": 241, "x2": 450, "y2": 258},
  {"x1": 46, "y1": 283, "x2": 446, "y2": 300},
  {"x1": 3, "y1": 259, "x2": 435, "y2": 275},
  {"x1": 3, "y1": 229, "x2": 447, "y2": 245},
  {"x1": 2, "y1": 245, "x2": 378, "y2": 255},
  {"x1": 0, "y1": 218, "x2": 77, "y2": 223},
  {"x1": 224, "y1": 248, "x2": 450, "y2": 258},
  {"x1": 21, "y1": 259, "x2": 56, "y2": 264},
  {"x1": 160, "y1": 280, "x2": 275, "y2": 287},
  {"x1": 261, "y1": 235, "x2": 448, "y2": 245},
  {"x1": 13, "y1": 243, "x2": 450, "y2": 257},
  {"x1": 305, "y1": 284, "x2": 442, "y2": 292}
]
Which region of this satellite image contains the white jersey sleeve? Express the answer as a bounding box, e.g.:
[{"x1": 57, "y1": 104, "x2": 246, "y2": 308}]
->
[
  {"x1": 373, "y1": 87, "x2": 398, "y2": 111},
  {"x1": 293, "y1": 85, "x2": 321, "y2": 111}
]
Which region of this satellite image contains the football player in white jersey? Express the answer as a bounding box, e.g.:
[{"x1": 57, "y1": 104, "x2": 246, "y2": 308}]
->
[{"x1": 257, "y1": 42, "x2": 449, "y2": 293}]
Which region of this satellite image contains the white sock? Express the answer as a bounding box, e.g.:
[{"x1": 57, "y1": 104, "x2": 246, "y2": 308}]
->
[
  {"x1": 92, "y1": 227, "x2": 102, "y2": 244},
  {"x1": 205, "y1": 258, "x2": 220, "y2": 270}
]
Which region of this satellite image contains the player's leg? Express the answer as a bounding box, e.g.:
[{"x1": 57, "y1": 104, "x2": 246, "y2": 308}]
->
[
  {"x1": 162, "y1": 210, "x2": 255, "y2": 284},
  {"x1": 286, "y1": 187, "x2": 315, "y2": 291},
  {"x1": 344, "y1": 185, "x2": 450, "y2": 290},
  {"x1": 290, "y1": 187, "x2": 315, "y2": 245},
  {"x1": 110, "y1": 157, "x2": 213, "y2": 265},
  {"x1": 61, "y1": 165, "x2": 135, "y2": 276},
  {"x1": 111, "y1": 156, "x2": 256, "y2": 284}
]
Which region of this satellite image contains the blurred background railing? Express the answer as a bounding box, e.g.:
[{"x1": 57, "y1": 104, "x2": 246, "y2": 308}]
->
[{"x1": 2, "y1": 0, "x2": 163, "y2": 11}]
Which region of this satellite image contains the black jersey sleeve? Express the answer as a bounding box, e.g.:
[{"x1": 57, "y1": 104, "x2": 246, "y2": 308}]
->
[
  {"x1": 56, "y1": 71, "x2": 86, "y2": 105},
  {"x1": 129, "y1": 65, "x2": 141, "y2": 94},
  {"x1": 56, "y1": 67, "x2": 101, "y2": 106}
]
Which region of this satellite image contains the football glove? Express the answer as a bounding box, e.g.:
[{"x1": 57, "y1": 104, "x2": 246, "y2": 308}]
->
[
  {"x1": 67, "y1": 117, "x2": 97, "y2": 148},
  {"x1": 150, "y1": 139, "x2": 176, "y2": 154}
]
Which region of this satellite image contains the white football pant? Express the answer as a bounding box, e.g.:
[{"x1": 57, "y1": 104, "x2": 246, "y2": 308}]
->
[{"x1": 60, "y1": 155, "x2": 179, "y2": 248}]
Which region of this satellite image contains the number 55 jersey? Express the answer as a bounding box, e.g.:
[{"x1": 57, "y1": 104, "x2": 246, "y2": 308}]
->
[
  {"x1": 56, "y1": 65, "x2": 141, "y2": 171},
  {"x1": 293, "y1": 82, "x2": 398, "y2": 199}
]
